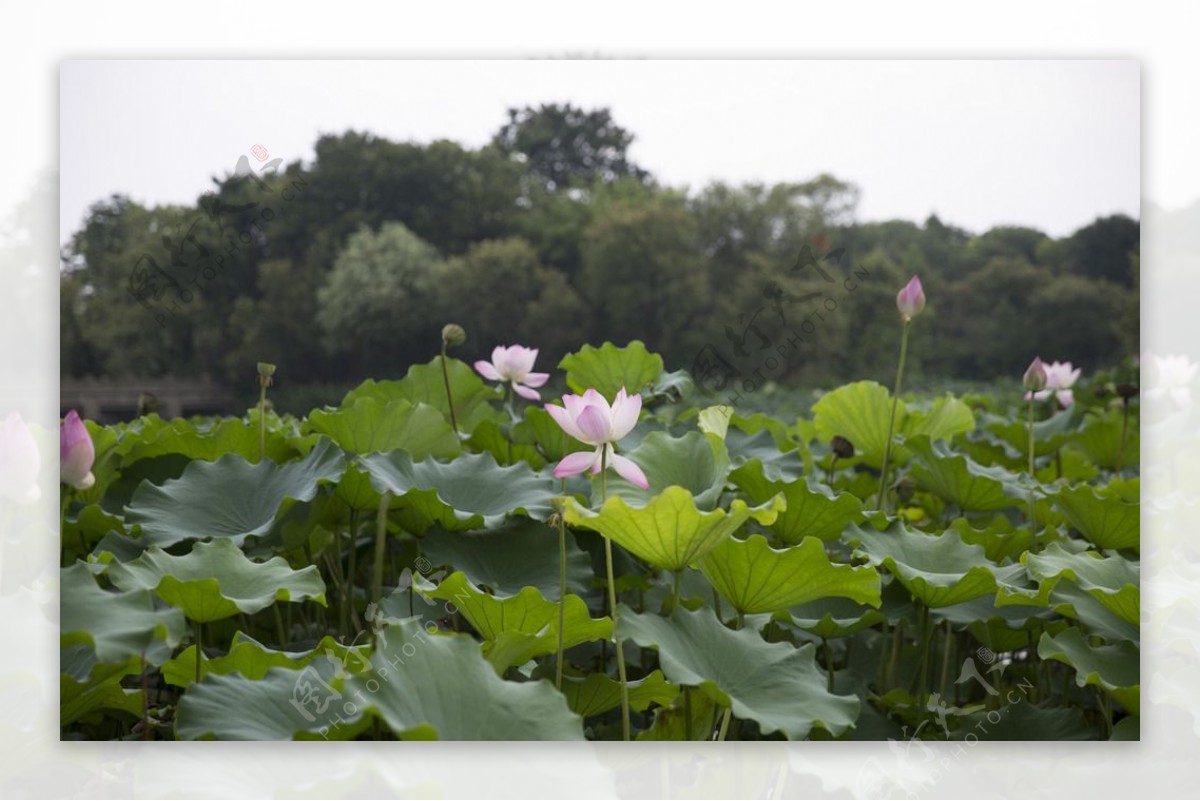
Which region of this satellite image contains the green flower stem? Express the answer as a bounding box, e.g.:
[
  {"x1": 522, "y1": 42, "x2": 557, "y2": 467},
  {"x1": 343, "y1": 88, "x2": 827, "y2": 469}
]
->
[
  {"x1": 717, "y1": 707, "x2": 733, "y2": 741},
  {"x1": 273, "y1": 604, "x2": 288, "y2": 648},
  {"x1": 555, "y1": 478, "x2": 568, "y2": 692},
  {"x1": 673, "y1": 570, "x2": 683, "y2": 616},
  {"x1": 258, "y1": 380, "x2": 268, "y2": 464},
  {"x1": 347, "y1": 510, "x2": 360, "y2": 632},
  {"x1": 938, "y1": 620, "x2": 953, "y2": 698},
  {"x1": 1115, "y1": 398, "x2": 1130, "y2": 472},
  {"x1": 60, "y1": 488, "x2": 73, "y2": 567},
  {"x1": 372, "y1": 491, "x2": 391, "y2": 629},
  {"x1": 823, "y1": 637, "x2": 835, "y2": 693},
  {"x1": 1027, "y1": 396, "x2": 1038, "y2": 525},
  {"x1": 601, "y1": 449, "x2": 631, "y2": 742},
  {"x1": 439, "y1": 347, "x2": 459, "y2": 434},
  {"x1": 917, "y1": 603, "x2": 932, "y2": 706},
  {"x1": 193, "y1": 620, "x2": 203, "y2": 683},
  {"x1": 877, "y1": 320, "x2": 911, "y2": 512},
  {"x1": 331, "y1": 521, "x2": 348, "y2": 639}
]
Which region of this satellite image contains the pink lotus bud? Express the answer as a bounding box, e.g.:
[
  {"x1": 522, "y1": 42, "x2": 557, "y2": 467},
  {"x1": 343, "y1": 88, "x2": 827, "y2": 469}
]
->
[
  {"x1": 896, "y1": 275, "x2": 926, "y2": 321},
  {"x1": 1023, "y1": 357, "x2": 1048, "y2": 392},
  {"x1": 60, "y1": 410, "x2": 96, "y2": 491}
]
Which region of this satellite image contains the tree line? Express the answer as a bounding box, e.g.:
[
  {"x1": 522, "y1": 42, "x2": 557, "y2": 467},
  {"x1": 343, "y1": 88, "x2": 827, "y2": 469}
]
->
[{"x1": 60, "y1": 103, "x2": 1139, "y2": 406}]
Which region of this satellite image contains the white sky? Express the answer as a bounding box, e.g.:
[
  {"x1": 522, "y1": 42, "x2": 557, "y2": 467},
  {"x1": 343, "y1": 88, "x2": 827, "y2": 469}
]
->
[{"x1": 59, "y1": 60, "x2": 1139, "y2": 241}]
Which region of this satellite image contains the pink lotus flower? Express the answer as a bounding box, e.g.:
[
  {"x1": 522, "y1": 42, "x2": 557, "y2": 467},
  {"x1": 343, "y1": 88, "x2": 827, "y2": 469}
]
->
[
  {"x1": 544, "y1": 388, "x2": 649, "y2": 489},
  {"x1": 474, "y1": 345, "x2": 550, "y2": 401},
  {"x1": 1025, "y1": 360, "x2": 1081, "y2": 407},
  {"x1": 896, "y1": 275, "x2": 926, "y2": 321},
  {"x1": 60, "y1": 410, "x2": 95, "y2": 491}
]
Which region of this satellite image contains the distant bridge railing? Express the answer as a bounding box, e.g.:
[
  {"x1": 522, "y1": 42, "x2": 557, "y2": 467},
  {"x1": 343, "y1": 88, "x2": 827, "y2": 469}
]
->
[{"x1": 61, "y1": 377, "x2": 235, "y2": 424}]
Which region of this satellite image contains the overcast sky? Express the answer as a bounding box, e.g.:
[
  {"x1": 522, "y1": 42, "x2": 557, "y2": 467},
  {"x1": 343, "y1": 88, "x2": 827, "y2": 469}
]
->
[{"x1": 59, "y1": 60, "x2": 1139, "y2": 241}]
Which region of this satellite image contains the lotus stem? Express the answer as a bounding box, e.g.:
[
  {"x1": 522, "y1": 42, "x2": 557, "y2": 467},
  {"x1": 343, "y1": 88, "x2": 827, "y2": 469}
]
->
[
  {"x1": 1027, "y1": 395, "x2": 1038, "y2": 525},
  {"x1": 439, "y1": 346, "x2": 459, "y2": 434},
  {"x1": 717, "y1": 707, "x2": 733, "y2": 741},
  {"x1": 877, "y1": 320, "x2": 911, "y2": 512},
  {"x1": 823, "y1": 637, "x2": 835, "y2": 693},
  {"x1": 601, "y1": 449, "x2": 631, "y2": 741},
  {"x1": 193, "y1": 620, "x2": 203, "y2": 684},
  {"x1": 1115, "y1": 397, "x2": 1130, "y2": 472},
  {"x1": 373, "y1": 491, "x2": 391, "y2": 619},
  {"x1": 555, "y1": 479, "x2": 568, "y2": 691}
]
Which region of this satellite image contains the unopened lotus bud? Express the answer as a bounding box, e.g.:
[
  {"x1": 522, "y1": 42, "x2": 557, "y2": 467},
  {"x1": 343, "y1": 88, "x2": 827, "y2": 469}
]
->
[
  {"x1": 896, "y1": 275, "x2": 926, "y2": 321},
  {"x1": 257, "y1": 362, "x2": 277, "y2": 378},
  {"x1": 1023, "y1": 357, "x2": 1047, "y2": 392},
  {"x1": 831, "y1": 435, "x2": 855, "y2": 460},
  {"x1": 442, "y1": 324, "x2": 467, "y2": 348}
]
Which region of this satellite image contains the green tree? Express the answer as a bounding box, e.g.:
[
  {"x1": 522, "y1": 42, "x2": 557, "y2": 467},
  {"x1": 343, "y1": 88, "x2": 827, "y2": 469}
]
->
[{"x1": 316, "y1": 223, "x2": 444, "y2": 376}]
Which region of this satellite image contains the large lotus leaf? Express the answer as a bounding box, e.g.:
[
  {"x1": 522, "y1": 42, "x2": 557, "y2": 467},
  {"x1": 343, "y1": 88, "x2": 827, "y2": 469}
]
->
[
  {"x1": 617, "y1": 605, "x2": 860, "y2": 739},
  {"x1": 61, "y1": 654, "x2": 143, "y2": 726},
  {"x1": 66, "y1": 504, "x2": 128, "y2": 554},
  {"x1": 1052, "y1": 484, "x2": 1139, "y2": 552},
  {"x1": 561, "y1": 486, "x2": 785, "y2": 572},
  {"x1": 905, "y1": 435, "x2": 1024, "y2": 512},
  {"x1": 466, "y1": 419, "x2": 544, "y2": 468},
  {"x1": 120, "y1": 416, "x2": 299, "y2": 465},
  {"x1": 123, "y1": 438, "x2": 346, "y2": 547},
  {"x1": 605, "y1": 431, "x2": 731, "y2": 510},
  {"x1": 700, "y1": 534, "x2": 881, "y2": 615},
  {"x1": 342, "y1": 357, "x2": 503, "y2": 435},
  {"x1": 559, "y1": 340, "x2": 664, "y2": 397},
  {"x1": 845, "y1": 521, "x2": 1024, "y2": 608},
  {"x1": 420, "y1": 519, "x2": 592, "y2": 600},
  {"x1": 1048, "y1": 582, "x2": 1140, "y2": 644},
  {"x1": 931, "y1": 597, "x2": 1061, "y2": 653},
  {"x1": 60, "y1": 564, "x2": 186, "y2": 678},
  {"x1": 947, "y1": 516, "x2": 1034, "y2": 564},
  {"x1": 304, "y1": 397, "x2": 460, "y2": 459},
  {"x1": 561, "y1": 670, "x2": 679, "y2": 718},
  {"x1": 732, "y1": 462, "x2": 863, "y2": 544},
  {"x1": 107, "y1": 538, "x2": 326, "y2": 623},
  {"x1": 812, "y1": 382, "x2": 975, "y2": 469},
  {"x1": 1072, "y1": 407, "x2": 1139, "y2": 469},
  {"x1": 417, "y1": 571, "x2": 610, "y2": 671},
  {"x1": 725, "y1": 429, "x2": 806, "y2": 483},
  {"x1": 1023, "y1": 542, "x2": 1139, "y2": 625},
  {"x1": 775, "y1": 597, "x2": 888, "y2": 639},
  {"x1": 984, "y1": 409, "x2": 1077, "y2": 459},
  {"x1": 176, "y1": 656, "x2": 367, "y2": 740},
  {"x1": 341, "y1": 619, "x2": 585, "y2": 740},
  {"x1": 511, "y1": 406, "x2": 592, "y2": 462},
  {"x1": 955, "y1": 702, "x2": 1095, "y2": 741},
  {"x1": 360, "y1": 450, "x2": 553, "y2": 532},
  {"x1": 162, "y1": 632, "x2": 367, "y2": 689},
  {"x1": 1038, "y1": 628, "x2": 1140, "y2": 714},
  {"x1": 334, "y1": 463, "x2": 383, "y2": 511}
]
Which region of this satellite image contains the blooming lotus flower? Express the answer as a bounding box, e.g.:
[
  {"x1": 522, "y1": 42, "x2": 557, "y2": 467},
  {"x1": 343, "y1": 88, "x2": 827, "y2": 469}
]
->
[
  {"x1": 0, "y1": 412, "x2": 41, "y2": 504},
  {"x1": 545, "y1": 388, "x2": 649, "y2": 489},
  {"x1": 474, "y1": 345, "x2": 550, "y2": 401},
  {"x1": 59, "y1": 410, "x2": 95, "y2": 491},
  {"x1": 896, "y1": 275, "x2": 926, "y2": 321},
  {"x1": 1145, "y1": 352, "x2": 1198, "y2": 410},
  {"x1": 1025, "y1": 360, "x2": 1080, "y2": 407}
]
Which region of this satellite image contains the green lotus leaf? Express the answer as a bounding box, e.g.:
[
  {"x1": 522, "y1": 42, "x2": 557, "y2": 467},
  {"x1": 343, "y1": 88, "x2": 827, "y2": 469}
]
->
[
  {"x1": 983, "y1": 409, "x2": 1076, "y2": 458},
  {"x1": 617, "y1": 605, "x2": 860, "y2": 739},
  {"x1": 304, "y1": 397, "x2": 460, "y2": 459},
  {"x1": 359, "y1": 450, "x2": 554, "y2": 532},
  {"x1": 845, "y1": 520, "x2": 1025, "y2": 608},
  {"x1": 123, "y1": 438, "x2": 346, "y2": 547},
  {"x1": 1072, "y1": 407, "x2": 1139, "y2": 469},
  {"x1": 1047, "y1": 582, "x2": 1140, "y2": 644},
  {"x1": 61, "y1": 653, "x2": 144, "y2": 726},
  {"x1": 1051, "y1": 484, "x2": 1139, "y2": 552},
  {"x1": 930, "y1": 596, "x2": 1061, "y2": 652},
  {"x1": 697, "y1": 405, "x2": 733, "y2": 440},
  {"x1": 812, "y1": 381, "x2": 975, "y2": 469},
  {"x1": 60, "y1": 563, "x2": 186, "y2": 677},
  {"x1": 559, "y1": 340, "x2": 664, "y2": 398},
  {"x1": 775, "y1": 597, "x2": 888, "y2": 639},
  {"x1": 420, "y1": 519, "x2": 593, "y2": 600},
  {"x1": 561, "y1": 670, "x2": 679, "y2": 718},
  {"x1": 342, "y1": 356, "x2": 503, "y2": 435},
  {"x1": 121, "y1": 416, "x2": 299, "y2": 465},
  {"x1": 905, "y1": 435, "x2": 1025, "y2": 512},
  {"x1": 65, "y1": 504, "x2": 127, "y2": 555},
  {"x1": 636, "y1": 689, "x2": 718, "y2": 741},
  {"x1": 1023, "y1": 542, "x2": 1139, "y2": 625},
  {"x1": 955, "y1": 702, "x2": 1095, "y2": 741},
  {"x1": 417, "y1": 571, "x2": 610, "y2": 671},
  {"x1": 732, "y1": 462, "x2": 863, "y2": 543},
  {"x1": 700, "y1": 534, "x2": 881, "y2": 615},
  {"x1": 466, "y1": 419, "x2": 544, "y2": 468},
  {"x1": 1038, "y1": 628, "x2": 1140, "y2": 714},
  {"x1": 107, "y1": 538, "x2": 326, "y2": 623},
  {"x1": 561, "y1": 486, "x2": 785, "y2": 572},
  {"x1": 176, "y1": 656, "x2": 367, "y2": 740},
  {"x1": 345, "y1": 619, "x2": 585, "y2": 739},
  {"x1": 947, "y1": 516, "x2": 1035, "y2": 564},
  {"x1": 605, "y1": 431, "x2": 731, "y2": 510},
  {"x1": 162, "y1": 632, "x2": 367, "y2": 689}
]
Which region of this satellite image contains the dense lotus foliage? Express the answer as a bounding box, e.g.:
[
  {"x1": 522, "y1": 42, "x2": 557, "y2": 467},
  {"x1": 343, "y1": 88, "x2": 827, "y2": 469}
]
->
[{"x1": 60, "y1": 337, "x2": 1139, "y2": 741}]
